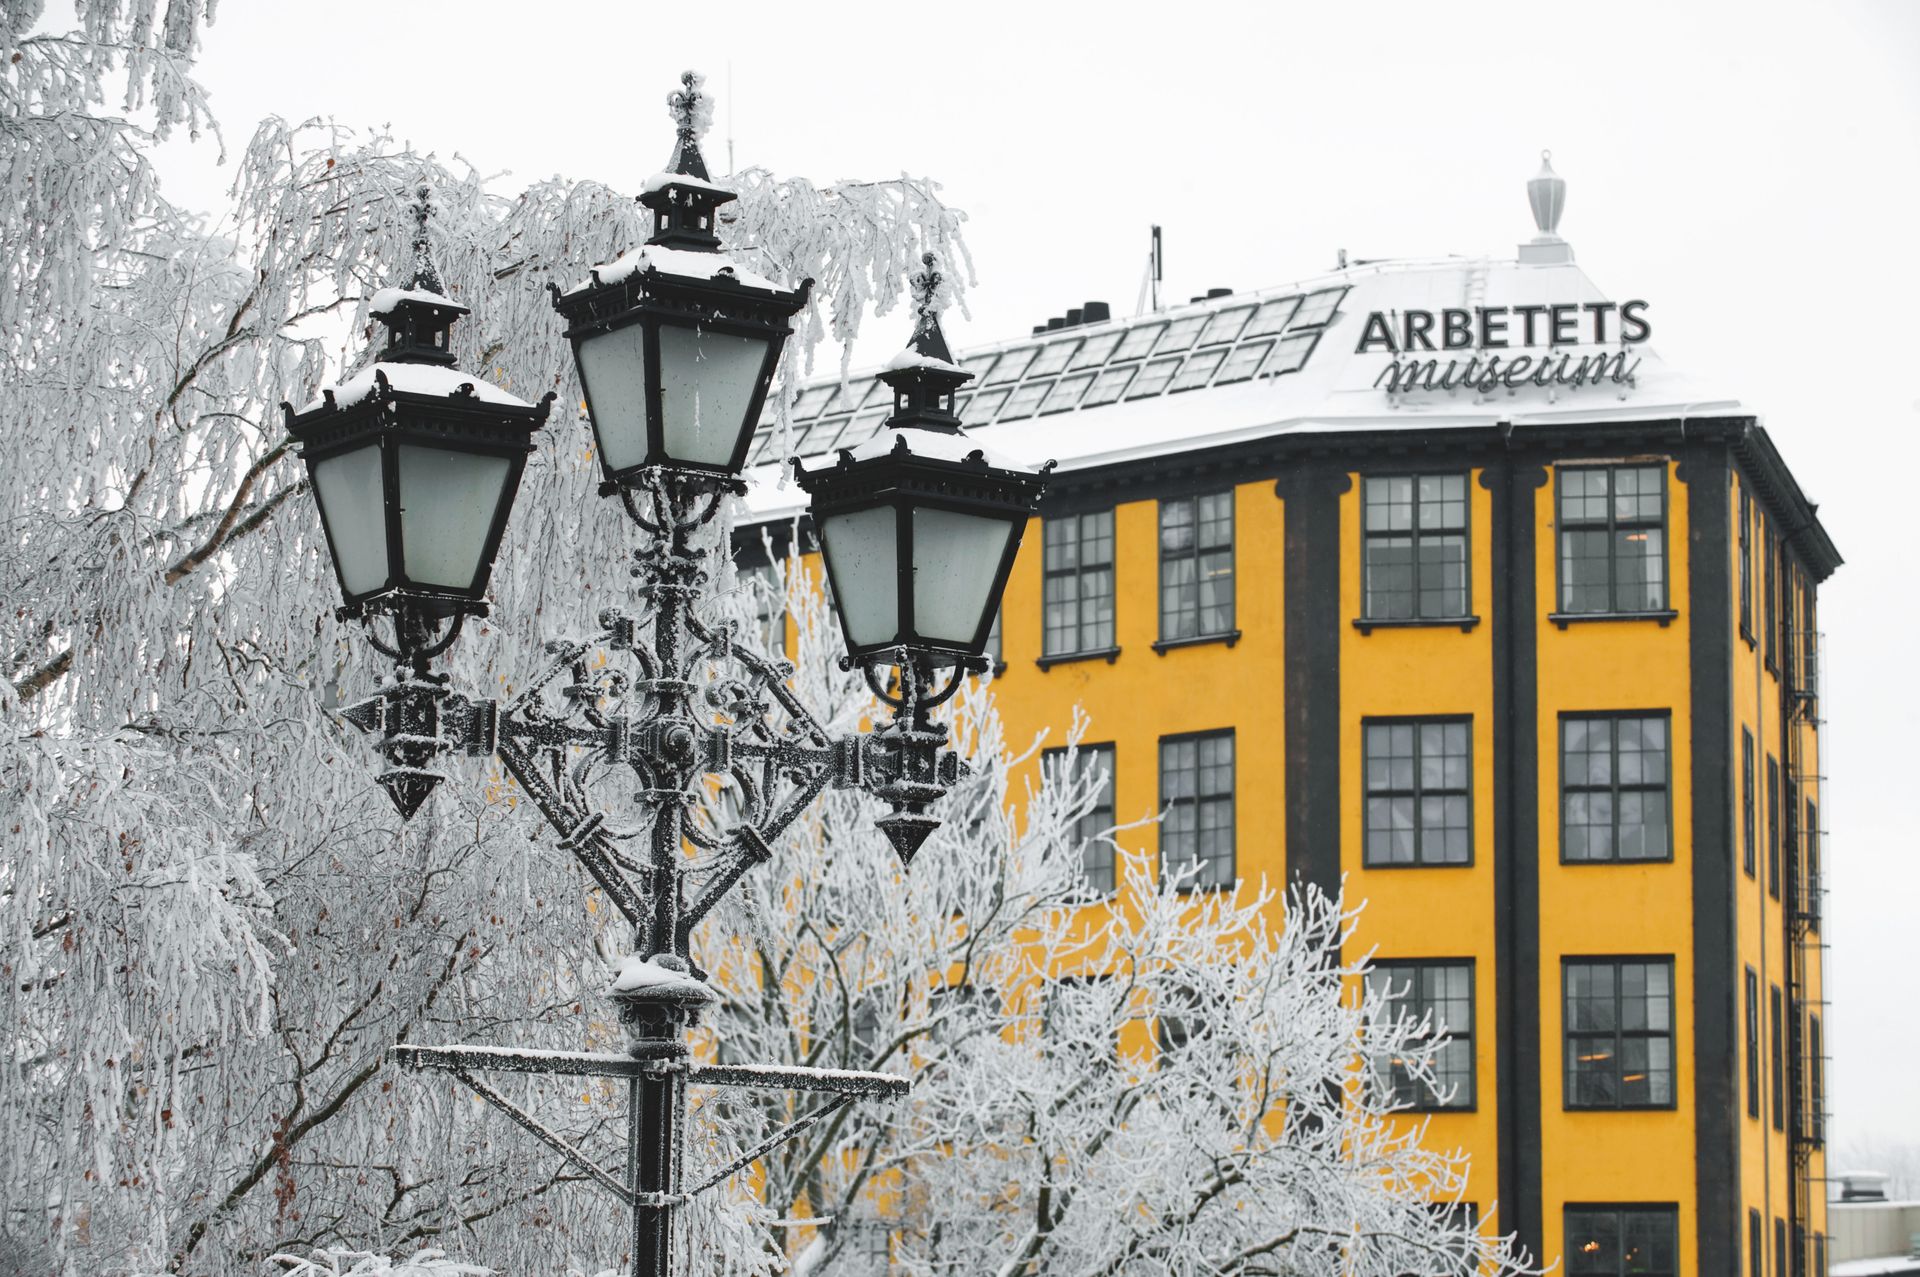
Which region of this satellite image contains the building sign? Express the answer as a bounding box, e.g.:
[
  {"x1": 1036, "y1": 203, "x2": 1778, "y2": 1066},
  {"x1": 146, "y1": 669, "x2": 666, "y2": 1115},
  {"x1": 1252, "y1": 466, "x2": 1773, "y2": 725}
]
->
[{"x1": 1358, "y1": 301, "x2": 1649, "y2": 393}]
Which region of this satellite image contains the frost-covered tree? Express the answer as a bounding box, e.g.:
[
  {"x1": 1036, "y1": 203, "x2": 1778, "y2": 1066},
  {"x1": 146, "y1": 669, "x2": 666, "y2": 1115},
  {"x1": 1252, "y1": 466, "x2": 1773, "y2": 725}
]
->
[
  {"x1": 691, "y1": 568, "x2": 1531, "y2": 1277},
  {"x1": 1, "y1": 7, "x2": 968, "y2": 1271}
]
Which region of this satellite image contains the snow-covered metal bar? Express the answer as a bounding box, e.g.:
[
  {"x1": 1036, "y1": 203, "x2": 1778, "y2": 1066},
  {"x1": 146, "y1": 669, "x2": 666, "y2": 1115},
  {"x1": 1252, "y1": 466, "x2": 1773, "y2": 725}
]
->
[{"x1": 688, "y1": 1061, "x2": 910, "y2": 1098}]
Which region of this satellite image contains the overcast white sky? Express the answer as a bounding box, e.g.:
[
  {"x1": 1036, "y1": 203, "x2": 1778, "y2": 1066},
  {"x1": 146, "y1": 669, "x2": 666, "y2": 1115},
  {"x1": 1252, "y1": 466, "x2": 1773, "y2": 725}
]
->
[{"x1": 154, "y1": 0, "x2": 1920, "y2": 1154}]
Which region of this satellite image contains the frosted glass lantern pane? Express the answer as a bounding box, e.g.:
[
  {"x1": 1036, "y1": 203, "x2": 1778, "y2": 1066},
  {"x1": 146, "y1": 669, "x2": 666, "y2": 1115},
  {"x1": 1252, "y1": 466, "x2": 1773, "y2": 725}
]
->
[
  {"x1": 657, "y1": 325, "x2": 769, "y2": 468},
  {"x1": 818, "y1": 504, "x2": 899, "y2": 648},
  {"x1": 911, "y1": 507, "x2": 1014, "y2": 647},
  {"x1": 397, "y1": 445, "x2": 512, "y2": 590},
  {"x1": 310, "y1": 444, "x2": 389, "y2": 597},
  {"x1": 576, "y1": 326, "x2": 651, "y2": 472}
]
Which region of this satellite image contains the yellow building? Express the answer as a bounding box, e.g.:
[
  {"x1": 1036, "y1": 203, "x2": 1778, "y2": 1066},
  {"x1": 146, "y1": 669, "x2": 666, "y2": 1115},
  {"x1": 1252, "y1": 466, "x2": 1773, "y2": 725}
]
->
[{"x1": 738, "y1": 169, "x2": 1838, "y2": 1277}]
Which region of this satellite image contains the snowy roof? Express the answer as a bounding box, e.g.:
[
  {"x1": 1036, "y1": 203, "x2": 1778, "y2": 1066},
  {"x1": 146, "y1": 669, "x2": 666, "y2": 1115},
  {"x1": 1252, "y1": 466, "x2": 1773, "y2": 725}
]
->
[
  {"x1": 640, "y1": 169, "x2": 735, "y2": 197},
  {"x1": 368, "y1": 285, "x2": 465, "y2": 316},
  {"x1": 564, "y1": 243, "x2": 783, "y2": 297},
  {"x1": 301, "y1": 361, "x2": 535, "y2": 414},
  {"x1": 1831, "y1": 1258, "x2": 1920, "y2": 1277},
  {"x1": 736, "y1": 253, "x2": 1751, "y2": 525}
]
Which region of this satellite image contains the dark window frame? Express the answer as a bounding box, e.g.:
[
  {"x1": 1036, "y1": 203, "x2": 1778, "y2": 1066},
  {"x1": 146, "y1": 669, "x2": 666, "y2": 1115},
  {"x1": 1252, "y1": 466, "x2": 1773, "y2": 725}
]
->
[
  {"x1": 1358, "y1": 470, "x2": 1475, "y2": 628},
  {"x1": 1767, "y1": 755, "x2": 1781, "y2": 900},
  {"x1": 1362, "y1": 716, "x2": 1475, "y2": 868},
  {"x1": 1559, "y1": 711, "x2": 1674, "y2": 864},
  {"x1": 1806, "y1": 797, "x2": 1821, "y2": 932},
  {"x1": 1563, "y1": 1203, "x2": 1680, "y2": 1277},
  {"x1": 1562, "y1": 956, "x2": 1678, "y2": 1111},
  {"x1": 1039, "y1": 508, "x2": 1118, "y2": 666},
  {"x1": 1745, "y1": 966, "x2": 1761, "y2": 1120},
  {"x1": 1155, "y1": 490, "x2": 1239, "y2": 648},
  {"x1": 1044, "y1": 742, "x2": 1118, "y2": 898},
  {"x1": 1774, "y1": 1217, "x2": 1786, "y2": 1277},
  {"x1": 1748, "y1": 1208, "x2": 1763, "y2": 1277},
  {"x1": 1552, "y1": 462, "x2": 1675, "y2": 621},
  {"x1": 1809, "y1": 1012, "x2": 1825, "y2": 1147},
  {"x1": 1764, "y1": 514, "x2": 1778, "y2": 672},
  {"x1": 1739, "y1": 487, "x2": 1755, "y2": 645},
  {"x1": 1742, "y1": 728, "x2": 1757, "y2": 879},
  {"x1": 1159, "y1": 729, "x2": 1235, "y2": 892},
  {"x1": 1367, "y1": 957, "x2": 1477, "y2": 1111},
  {"x1": 1770, "y1": 982, "x2": 1785, "y2": 1130}
]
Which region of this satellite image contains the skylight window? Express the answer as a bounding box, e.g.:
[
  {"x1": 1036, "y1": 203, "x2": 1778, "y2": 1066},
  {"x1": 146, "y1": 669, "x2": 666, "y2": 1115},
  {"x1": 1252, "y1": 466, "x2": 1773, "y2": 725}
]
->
[
  {"x1": 1265, "y1": 330, "x2": 1320, "y2": 376},
  {"x1": 838, "y1": 407, "x2": 890, "y2": 451},
  {"x1": 1083, "y1": 366, "x2": 1136, "y2": 407},
  {"x1": 969, "y1": 387, "x2": 1011, "y2": 421},
  {"x1": 1292, "y1": 287, "x2": 1348, "y2": 327},
  {"x1": 1153, "y1": 315, "x2": 1207, "y2": 355},
  {"x1": 1127, "y1": 356, "x2": 1183, "y2": 399},
  {"x1": 1113, "y1": 323, "x2": 1165, "y2": 361},
  {"x1": 1215, "y1": 340, "x2": 1271, "y2": 385},
  {"x1": 1170, "y1": 348, "x2": 1226, "y2": 392},
  {"x1": 1068, "y1": 331, "x2": 1123, "y2": 370},
  {"x1": 792, "y1": 385, "x2": 835, "y2": 418},
  {"x1": 999, "y1": 380, "x2": 1051, "y2": 422},
  {"x1": 1044, "y1": 372, "x2": 1095, "y2": 414},
  {"x1": 1199, "y1": 306, "x2": 1253, "y2": 346},
  {"x1": 987, "y1": 347, "x2": 1037, "y2": 384},
  {"x1": 1243, "y1": 297, "x2": 1300, "y2": 339},
  {"x1": 1025, "y1": 339, "x2": 1079, "y2": 378},
  {"x1": 799, "y1": 414, "x2": 853, "y2": 457},
  {"x1": 962, "y1": 353, "x2": 999, "y2": 381}
]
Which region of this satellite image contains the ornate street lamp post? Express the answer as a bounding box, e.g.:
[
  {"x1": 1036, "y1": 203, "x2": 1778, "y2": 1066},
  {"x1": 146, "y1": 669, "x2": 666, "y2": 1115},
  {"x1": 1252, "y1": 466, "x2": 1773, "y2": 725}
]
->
[{"x1": 286, "y1": 75, "x2": 1048, "y2": 1277}]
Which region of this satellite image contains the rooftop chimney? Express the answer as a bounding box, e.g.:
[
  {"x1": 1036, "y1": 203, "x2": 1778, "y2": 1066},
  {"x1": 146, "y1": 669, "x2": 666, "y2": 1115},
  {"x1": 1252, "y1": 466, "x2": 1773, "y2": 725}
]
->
[
  {"x1": 1206, "y1": 287, "x2": 1232, "y2": 299},
  {"x1": 1083, "y1": 301, "x2": 1111, "y2": 324},
  {"x1": 1519, "y1": 150, "x2": 1574, "y2": 265}
]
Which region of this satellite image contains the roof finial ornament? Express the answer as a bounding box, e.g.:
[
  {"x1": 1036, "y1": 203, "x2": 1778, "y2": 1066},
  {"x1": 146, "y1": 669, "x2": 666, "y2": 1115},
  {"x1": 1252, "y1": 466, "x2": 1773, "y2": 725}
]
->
[
  {"x1": 905, "y1": 251, "x2": 957, "y2": 364},
  {"x1": 409, "y1": 183, "x2": 446, "y2": 296},
  {"x1": 664, "y1": 69, "x2": 715, "y2": 181},
  {"x1": 1520, "y1": 150, "x2": 1574, "y2": 265}
]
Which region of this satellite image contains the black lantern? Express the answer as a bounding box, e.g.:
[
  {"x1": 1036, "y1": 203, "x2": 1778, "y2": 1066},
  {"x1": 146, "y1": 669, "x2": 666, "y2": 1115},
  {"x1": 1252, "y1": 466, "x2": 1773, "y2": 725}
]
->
[
  {"x1": 551, "y1": 72, "x2": 811, "y2": 491},
  {"x1": 796, "y1": 255, "x2": 1050, "y2": 666},
  {"x1": 284, "y1": 188, "x2": 554, "y2": 622}
]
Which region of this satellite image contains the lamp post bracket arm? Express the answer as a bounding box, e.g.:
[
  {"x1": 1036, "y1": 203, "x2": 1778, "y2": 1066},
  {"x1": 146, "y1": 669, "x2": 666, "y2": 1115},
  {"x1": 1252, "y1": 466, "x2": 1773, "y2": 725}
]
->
[
  {"x1": 392, "y1": 1043, "x2": 647, "y2": 1079},
  {"x1": 688, "y1": 1062, "x2": 911, "y2": 1098}
]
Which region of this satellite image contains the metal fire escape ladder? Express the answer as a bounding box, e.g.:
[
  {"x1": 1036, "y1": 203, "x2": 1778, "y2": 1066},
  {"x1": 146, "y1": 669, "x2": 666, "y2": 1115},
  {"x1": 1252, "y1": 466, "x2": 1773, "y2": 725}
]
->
[{"x1": 1783, "y1": 608, "x2": 1827, "y2": 1277}]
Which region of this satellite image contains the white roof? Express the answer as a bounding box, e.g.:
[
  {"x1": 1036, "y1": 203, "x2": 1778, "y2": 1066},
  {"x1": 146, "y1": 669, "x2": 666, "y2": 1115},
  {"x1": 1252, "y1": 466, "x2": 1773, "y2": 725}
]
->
[{"x1": 737, "y1": 254, "x2": 1748, "y2": 525}]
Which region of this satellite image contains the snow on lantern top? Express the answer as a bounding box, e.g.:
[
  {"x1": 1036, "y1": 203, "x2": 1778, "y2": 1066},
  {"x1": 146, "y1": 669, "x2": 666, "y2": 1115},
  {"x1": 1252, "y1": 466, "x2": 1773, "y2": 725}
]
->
[{"x1": 637, "y1": 69, "x2": 734, "y2": 253}]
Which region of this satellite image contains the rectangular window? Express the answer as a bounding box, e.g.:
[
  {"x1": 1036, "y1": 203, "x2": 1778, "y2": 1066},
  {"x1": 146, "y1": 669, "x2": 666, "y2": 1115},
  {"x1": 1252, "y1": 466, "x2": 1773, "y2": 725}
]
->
[
  {"x1": 1561, "y1": 714, "x2": 1671, "y2": 862},
  {"x1": 1801, "y1": 578, "x2": 1818, "y2": 696},
  {"x1": 1764, "y1": 515, "x2": 1778, "y2": 669},
  {"x1": 1160, "y1": 732, "x2": 1234, "y2": 890},
  {"x1": 1770, "y1": 983, "x2": 1785, "y2": 1130},
  {"x1": 1774, "y1": 1218, "x2": 1786, "y2": 1277},
  {"x1": 1745, "y1": 966, "x2": 1761, "y2": 1120},
  {"x1": 1767, "y1": 756, "x2": 1781, "y2": 899},
  {"x1": 1565, "y1": 1205, "x2": 1678, "y2": 1277},
  {"x1": 1158, "y1": 492, "x2": 1235, "y2": 641},
  {"x1": 1742, "y1": 728, "x2": 1757, "y2": 879},
  {"x1": 1363, "y1": 719, "x2": 1472, "y2": 866},
  {"x1": 1739, "y1": 488, "x2": 1754, "y2": 641},
  {"x1": 1557, "y1": 464, "x2": 1668, "y2": 614},
  {"x1": 1042, "y1": 510, "x2": 1115, "y2": 658},
  {"x1": 1045, "y1": 743, "x2": 1116, "y2": 896},
  {"x1": 1361, "y1": 473, "x2": 1469, "y2": 621},
  {"x1": 1564, "y1": 958, "x2": 1675, "y2": 1108},
  {"x1": 1809, "y1": 1013, "x2": 1825, "y2": 1146},
  {"x1": 1806, "y1": 799, "x2": 1821, "y2": 931},
  {"x1": 1748, "y1": 1209, "x2": 1763, "y2": 1277},
  {"x1": 1366, "y1": 960, "x2": 1475, "y2": 1109}
]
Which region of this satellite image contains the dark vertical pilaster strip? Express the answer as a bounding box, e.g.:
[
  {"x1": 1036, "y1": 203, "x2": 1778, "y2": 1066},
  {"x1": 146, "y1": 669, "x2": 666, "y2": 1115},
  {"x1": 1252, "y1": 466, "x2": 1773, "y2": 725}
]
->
[
  {"x1": 1278, "y1": 461, "x2": 1346, "y2": 905},
  {"x1": 1683, "y1": 443, "x2": 1739, "y2": 1275},
  {"x1": 1487, "y1": 458, "x2": 1545, "y2": 1262}
]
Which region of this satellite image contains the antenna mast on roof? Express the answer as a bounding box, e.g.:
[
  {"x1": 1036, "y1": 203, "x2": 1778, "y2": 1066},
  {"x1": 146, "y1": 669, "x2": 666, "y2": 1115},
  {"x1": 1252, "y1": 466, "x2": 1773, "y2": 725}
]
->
[
  {"x1": 726, "y1": 61, "x2": 735, "y2": 176},
  {"x1": 1151, "y1": 225, "x2": 1163, "y2": 312}
]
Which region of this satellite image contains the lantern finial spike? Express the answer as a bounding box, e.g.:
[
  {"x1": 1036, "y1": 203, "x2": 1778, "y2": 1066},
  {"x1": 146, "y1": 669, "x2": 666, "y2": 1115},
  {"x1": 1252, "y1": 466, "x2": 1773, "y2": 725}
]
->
[
  {"x1": 664, "y1": 69, "x2": 715, "y2": 181},
  {"x1": 409, "y1": 183, "x2": 447, "y2": 296}
]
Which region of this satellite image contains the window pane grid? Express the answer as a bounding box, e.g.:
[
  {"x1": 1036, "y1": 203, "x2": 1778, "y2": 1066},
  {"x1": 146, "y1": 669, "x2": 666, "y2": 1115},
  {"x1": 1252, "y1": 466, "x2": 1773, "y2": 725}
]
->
[
  {"x1": 1565, "y1": 959, "x2": 1675, "y2": 1108},
  {"x1": 1126, "y1": 355, "x2": 1183, "y2": 399},
  {"x1": 1152, "y1": 315, "x2": 1206, "y2": 355},
  {"x1": 1362, "y1": 473, "x2": 1469, "y2": 621},
  {"x1": 1024, "y1": 339, "x2": 1079, "y2": 378},
  {"x1": 1562, "y1": 716, "x2": 1670, "y2": 862},
  {"x1": 1265, "y1": 329, "x2": 1319, "y2": 375},
  {"x1": 1367, "y1": 960, "x2": 1474, "y2": 1109},
  {"x1": 985, "y1": 346, "x2": 1036, "y2": 384},
  {"x1": 1042, "y1": 510, "x2": 1115, "y2": 657},
  {"x1": 1067, "y1": 330, "x2": 1122, "y2": 370},
  {"x1": 1566, "y1": 1207, "x2": 1677, "y2": 1277},
  {"x1": 1113, "y1": 323, "x2": 1165, "y2": 361},
  {"x1": 1558, "y1": 465, "x2": 1667, "y2": 613},
  {"x1": 1159, "y1": 492, "x2": 1235, "y2": 641},
  {"x1": 1198, "y1": 306, "x2": 1253, "y2": 346},
  {"x1": 1082, "y1": 365, "x2": 1136, "y2": 407},
  {"x1": 998, "y1": 380, "x2": 1049, "y2": 422},
  {"x1": 1291, "y1": 286, "x2": 1348, "y2": 327},
  {"x1": 1160, "y1": 733, "x2": 1234, "y2": 890},
  {"x1": 1046, "y1": 744, "x2": 1116, "y2": 896},
  {"x1": 1169, "y1": 347, "x2": 1226, "y2": 392},
  {"x1": 1041, "y1": 371, "x2": 1095, "y2": 415},
  {"x1": 1243, "y1": 296, "x2": 1300, "y2": 338},
  {"x1": 1364, "y1": 719, "x2": 1471, "y2": 866},
  {"x1": 1215, "y1": 340, "x2": 1272, "y2": 385}
]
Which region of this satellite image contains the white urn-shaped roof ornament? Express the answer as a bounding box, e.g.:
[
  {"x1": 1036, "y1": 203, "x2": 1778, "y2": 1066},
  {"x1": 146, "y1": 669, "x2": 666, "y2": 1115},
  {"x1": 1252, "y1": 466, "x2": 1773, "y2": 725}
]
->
[{"x1": 1520, "y1": 150, "x2": 1575, "y2": 265}]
